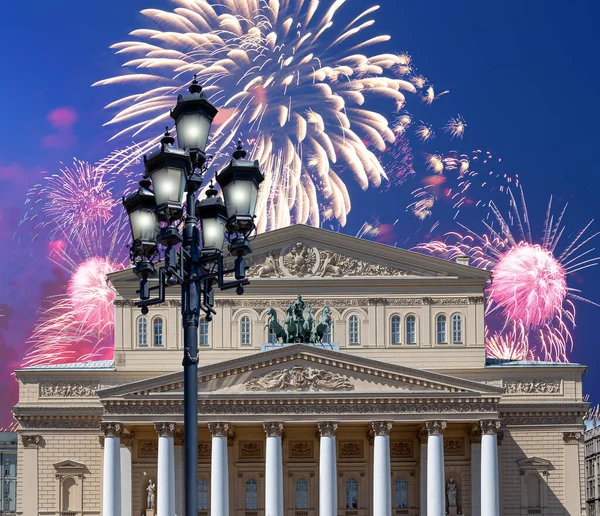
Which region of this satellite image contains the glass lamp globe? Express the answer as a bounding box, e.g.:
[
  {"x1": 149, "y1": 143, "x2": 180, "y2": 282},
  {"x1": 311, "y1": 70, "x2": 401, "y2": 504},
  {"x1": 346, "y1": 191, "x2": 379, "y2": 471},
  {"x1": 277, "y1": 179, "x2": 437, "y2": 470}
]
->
[
  {"x1": 122, "y1": 178, "x2": 158, "y2": 256},
  {"x1": 197, "y1": 185, "x2": 228, "y2": 251}
]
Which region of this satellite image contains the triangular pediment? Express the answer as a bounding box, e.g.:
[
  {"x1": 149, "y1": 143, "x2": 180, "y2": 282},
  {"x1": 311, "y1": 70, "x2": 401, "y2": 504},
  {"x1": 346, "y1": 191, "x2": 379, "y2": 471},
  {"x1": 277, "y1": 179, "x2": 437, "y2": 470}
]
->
[
  {"x1": 54, "y1": 459, "x2": 87, "y2": 472},
  {"x1": 518, "y1": 457, "x2": 553, "y2": 470},
  {"x1": 108, "y1": 225, "x2": 490, "y2": 284},
  {"x1": 98, "y1": 344, "x2": 502, "y2": 400}
]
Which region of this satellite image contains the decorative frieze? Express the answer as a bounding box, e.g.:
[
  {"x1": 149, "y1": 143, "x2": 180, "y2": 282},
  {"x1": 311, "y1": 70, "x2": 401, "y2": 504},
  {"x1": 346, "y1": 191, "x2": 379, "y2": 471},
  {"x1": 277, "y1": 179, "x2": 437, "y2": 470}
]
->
[
  {"x1": 21, "y1": 434, "x2": 42, "y2": 448},
  {"x1": 390, "y1": 442, "x2": 413, "y2": 457},
  {"x1": 114, "y1": 299, "x2": 180, "y2": 308},
  {"x1": 139, "y1": 441, "x2": 158, "y2": 458},
  {"x1": 340, "y1": 441, "x2": 364, "y2": 458},
  {"x1": 503, "y1": 379, "x2": 561, "y2": 395},
  {"x1": 480, "y1": 420, "x2": 501, "y2": 435},
  {"x1": 208, "y1": 422, "x2": 230, "y2": 437},
  {"x1": 100, "y1": 422, "x2": 123, "y2": 438},
  {"x1": 263, "y1": 422, "x2": 284, "y2": 437},
  {"x1": 371, "y1": 421, "x2": 393, "y2": 437},
  {"x1": 318, "y1": 421, "x2": 338, "y2": 437},
  {"x1": 289, "y1": 441, "x2": 314, "y2": 459},
  {"x1": 444, "y1": 438, "x2": 464, "y2": 456},
  {"x1": 503, "y1": 415, "x2": 580, "y2": 426},
  {"x1": 17, "y1": 418, "x2": 101, "y2": 430},
  {"x1": 40, "y1": 382, "x2": 97, "y2": 398},
  {"x1": 198, "y1": 443, "x2": 211, "y2": 457},
  {"x1": 246, "y1": 366, "x2": 354, "y2": 391},
  {"x1": 239, "y1": 441, "x2": 263, "y2": 458},
  {"x1": 562, "y1": 431, "x2": 582, "y2": 444},
  {"x1": 425, "y1": 421, "x2": 446, "y2": 436},
  {"x1": 154, "y1": 422, "x2": 177, "y2": 438}
]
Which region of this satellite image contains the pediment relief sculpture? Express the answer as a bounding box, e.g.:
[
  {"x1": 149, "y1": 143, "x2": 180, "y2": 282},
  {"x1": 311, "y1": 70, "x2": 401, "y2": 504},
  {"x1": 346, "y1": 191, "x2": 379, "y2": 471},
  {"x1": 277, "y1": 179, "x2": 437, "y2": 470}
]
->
[
  {"x1": 245, "y1": 366, "x2": 354, "y2": 391},
  {"x1": 247, "y1": 242, "x2": 411, "y2": 278}
]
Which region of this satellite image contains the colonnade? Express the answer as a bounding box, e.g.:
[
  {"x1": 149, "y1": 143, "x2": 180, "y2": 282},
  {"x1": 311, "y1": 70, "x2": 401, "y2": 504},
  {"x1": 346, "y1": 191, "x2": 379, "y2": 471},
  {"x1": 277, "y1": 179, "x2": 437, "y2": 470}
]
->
[{"x1": 101, "y1": 419, "x2": 500, "y2": 516}]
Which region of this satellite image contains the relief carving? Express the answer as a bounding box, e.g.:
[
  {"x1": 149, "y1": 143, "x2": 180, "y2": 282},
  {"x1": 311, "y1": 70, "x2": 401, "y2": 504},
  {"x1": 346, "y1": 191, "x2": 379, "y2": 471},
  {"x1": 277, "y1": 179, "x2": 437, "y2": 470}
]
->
[
  {"x1": 21, "y1": 435, "x2": 42, "y2": 448},
  {"x1": 139, "y1": 441, "x2": 158, "y2": 457},
  {"x1": 40, "y1": 382, "x2": 97, "y2": 398},
  {"x1": 391, "y1": 442, "x2": 413, "y2": 457},
  {"x1": 503, "y1": 379, "x2": 561, "y2": 395},
  {"x1": 426, "y1": 421, "x2": 446, "y2": 436},
  {"x1": 371, "y1": 421, "x2": 393, "y2": 437},
  {"x1": 198, "y1": 443, "x2": 211, "y2": 457},
  {"x1": 340, "y1": 441, "x2": 363, "y2": 458},
  {"x1": 444, "y1": 438, "x2": 464, "y2": 456},
  {"x1": 245, "y1": 366, "x2": 354, "y2": 391},
  {"x1": 562, "y1": 432, "x2": 582, "y2": 444},
  {"x1": 240, "y1": 441, "x2": 263, "y2": 458},
  {"x1": 289, "y1": 441, "x2": 314, "y2": 458}
]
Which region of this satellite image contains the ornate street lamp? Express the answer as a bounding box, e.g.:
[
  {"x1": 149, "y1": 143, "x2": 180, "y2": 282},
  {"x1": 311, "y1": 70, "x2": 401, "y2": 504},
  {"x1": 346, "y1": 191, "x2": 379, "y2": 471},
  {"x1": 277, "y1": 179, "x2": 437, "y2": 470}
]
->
[{"x1": 122, "y1": 76, "x2": 263, "y2": 516}]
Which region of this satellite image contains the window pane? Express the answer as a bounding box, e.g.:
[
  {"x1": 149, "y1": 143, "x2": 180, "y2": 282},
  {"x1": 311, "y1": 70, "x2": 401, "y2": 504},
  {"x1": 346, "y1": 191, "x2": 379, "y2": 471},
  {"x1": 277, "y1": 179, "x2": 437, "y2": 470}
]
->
[
  {"x1": 138, "y1": 317, "x2": 148, "y2": 346},
  {"x1": 391, "y1": 316, "x2": 401, "y2": 344},
  {"x1": 241, "y1": 316, "x2": 251, "y2": 345},
  {"x1": 395, "y1": 477, "x2": 408, "y2": 508},
  {"x1": 199, "y1": 320, "x2": 209, "y2": 346},
  {"x1": 436, "y1": 315, "x2": 447, "y2": 344},
  {"x1": 245, "y1": 479, "x2": 258, "y2": 510},
  {"x1": 452, "y1": 314, "x2": 463, "y2": 343},
  {"x1": 346, "y1": 478, "x2": 358, "y2": 509},
  {"x1": 349, "y1": 316, "x2": 360, "y2": 345},
  {"x1": 406, "y1": 315, "x2": 416, "y2": 344},
  {"x1": 295, "y1": 478, "x2": 308, "y2": 509},
  {"x1": 197, "y1": 479, "x2": 209, "y2": 510},
  {"x1": 153, "y1": 317, "x2": 163, "y2": 346}
]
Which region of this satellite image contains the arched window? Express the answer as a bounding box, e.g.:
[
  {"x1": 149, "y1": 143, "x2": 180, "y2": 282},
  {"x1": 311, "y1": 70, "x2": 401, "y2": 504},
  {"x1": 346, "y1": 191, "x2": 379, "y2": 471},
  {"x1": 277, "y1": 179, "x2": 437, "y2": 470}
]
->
[
  {"x1": 199, "y1": 318, "x2": 209, "y2": 346},
  {"x1": 245, "y1": 478, "x2": 258, "y2": 510},
  {"x1": 436, "y1": 314, "x2": 447, "y2": 344},
  {"x1": 395, "y1": 477, "x2": 408, "y2": 509},
  {"x1": 345, "y1": 477, "x2": 358, "y2": 509},
  {"x1": 527, "y1": 474, "x2": 541, "y2": 508},
  {"x1": 295, "y1": 478, "x2": 308, "y2": 510},
  {"x1": 323, "y1": 320, "x2": 334, "y2": 344},
  {"x1": 391, "y1": 315, "x2": 401, "y2": 345},
  {"x1": 137, "y1": 316, "x2": 148, "y2": 347},
  {"x1": 349, "y1": 315, "x2": 360, "y2": 345},
  {"x1": 61, "y1": 477, "x2": 77, "y2": 511},
  {"x1": 240, "y1": 316, "x2": 251, "y2": 345},
  {"x1": 406, "y1": 315, "x2": 416, "y2": 344},
  {"x1": 197, "y1": 479, "x2": 209, "y2": 510},
  {"x1": 152, "y1": 317, "x2": 164, "y2": 347},
  {"x1": 451, "y1": 314, "x2": 463, "y2": 344}
]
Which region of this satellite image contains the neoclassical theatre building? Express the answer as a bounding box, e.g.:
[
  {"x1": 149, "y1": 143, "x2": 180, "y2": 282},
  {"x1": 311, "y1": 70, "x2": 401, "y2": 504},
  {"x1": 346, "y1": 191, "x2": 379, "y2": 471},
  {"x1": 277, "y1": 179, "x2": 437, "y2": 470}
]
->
[{"x1": 14, "y1": 225, "x2": 587, "y2": 516}]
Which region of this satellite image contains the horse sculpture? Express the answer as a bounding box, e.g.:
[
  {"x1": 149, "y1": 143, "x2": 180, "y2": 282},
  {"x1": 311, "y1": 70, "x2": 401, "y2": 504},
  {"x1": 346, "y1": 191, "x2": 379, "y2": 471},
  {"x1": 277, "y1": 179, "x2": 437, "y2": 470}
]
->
[
  {"x1": 265, "y1": 300, "x2": 332, "y2": 344},
  {"x1": 314, "y1": 307, "x2": 332, "y2": 343},
  {"x1": 265, "y1": 308, "x2": 287, "y2": 342}
]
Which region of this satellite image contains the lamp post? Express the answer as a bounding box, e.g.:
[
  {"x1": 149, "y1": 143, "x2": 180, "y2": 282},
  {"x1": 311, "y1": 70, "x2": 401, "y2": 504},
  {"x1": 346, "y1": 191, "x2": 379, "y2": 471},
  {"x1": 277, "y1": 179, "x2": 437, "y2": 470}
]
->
[{"x1": 123, "y1": 76, "x2": 263, "y2": 516}]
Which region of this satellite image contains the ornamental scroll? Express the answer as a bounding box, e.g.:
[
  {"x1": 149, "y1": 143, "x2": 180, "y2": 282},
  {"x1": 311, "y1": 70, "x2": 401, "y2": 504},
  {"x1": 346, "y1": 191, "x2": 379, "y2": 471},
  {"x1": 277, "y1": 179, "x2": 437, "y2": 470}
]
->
[
  {"x1": 245, "y1": 366, "x2": 354, "y2": 391},
  {"x1": 503, "y1": 379, "x2": 561, "y2": 395},
  {"x1": 247, "y1": 242, "x2": 411, "y2": 278}
]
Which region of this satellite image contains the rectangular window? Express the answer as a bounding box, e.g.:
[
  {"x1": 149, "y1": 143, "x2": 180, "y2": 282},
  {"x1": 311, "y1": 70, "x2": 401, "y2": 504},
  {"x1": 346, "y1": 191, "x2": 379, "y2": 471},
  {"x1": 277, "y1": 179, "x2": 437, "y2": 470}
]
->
[
  {"x1": 199, "y1": 321, "x2": 209, "y2": 346},
  {"x1": 391, "y1": 317, "x2": 401, "y2": 345},
  {"x1": 406, "y1": 316, "x2": 416, "y2": 344},
  {"x1": 437, "y1": 316, "x2": 447, "y2": 344}
]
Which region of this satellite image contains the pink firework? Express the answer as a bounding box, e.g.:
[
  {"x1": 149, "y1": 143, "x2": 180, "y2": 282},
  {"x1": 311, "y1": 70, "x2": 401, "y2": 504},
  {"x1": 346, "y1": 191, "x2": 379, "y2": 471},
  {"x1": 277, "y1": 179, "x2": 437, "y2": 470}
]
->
[
  {"x1": 415, "y1": 185, "x2": 599, "y2": 362},
  {"x1": 485, "y1": 326, "x2": 532, "y2": 361}
]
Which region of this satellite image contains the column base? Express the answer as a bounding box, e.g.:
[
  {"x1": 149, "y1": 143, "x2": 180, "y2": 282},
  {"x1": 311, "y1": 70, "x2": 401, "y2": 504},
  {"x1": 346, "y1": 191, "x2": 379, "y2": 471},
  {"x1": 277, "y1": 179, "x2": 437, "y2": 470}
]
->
[
  {"x1": 144, "y1": 511, "x2": 155, "y2": 516},
  {"x1": 448, "y1": 507, "x2": 458, "y2": 515}
]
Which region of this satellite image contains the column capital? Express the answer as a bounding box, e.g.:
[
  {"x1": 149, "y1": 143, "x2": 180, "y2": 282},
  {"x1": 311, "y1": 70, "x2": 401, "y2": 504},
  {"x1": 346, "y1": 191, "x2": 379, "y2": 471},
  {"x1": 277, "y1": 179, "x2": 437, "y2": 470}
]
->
[
  {"x1": 563, "y1": 431, "x2": 582, "y2": 444},
  {"x1": 480, "y1": 419, "x2": 501, "y2": 435},
  {"x1": 121, "y1": 431, "x2": 135, "y2": 447},
  {"x1": 21, "y1": 434, "x2": 42, "y2": 449},
  {"x1": 371, "y1": 421, "x2": 393, "y2": 437},
  {"x1": 208, "y1": 422, "x2": 230, "y2": 437},
  {"x1": 425, "y1": 420, "x2": 446, "y2": 436},
  {"x1": 263, "y1": 422, "x2": 284, "y2": 437},
  {"x1": 318, "y1": 421, "x2": 338, "y2": 437},
  {"x1": 227, "y1": 432, "x2": 237, "y2": 447},
  {"x1": 469, "y1": 423, "x2": 482, "y2": 443},
  {"x1": 154, "y1": 422, "x2": 177, "y2": 438},
  {"x1": 417, "y1": 425, "x2": 428, "y2": 444},
  {"x1": 100, "y1": 422, "x2": 124, "y2": 438}
]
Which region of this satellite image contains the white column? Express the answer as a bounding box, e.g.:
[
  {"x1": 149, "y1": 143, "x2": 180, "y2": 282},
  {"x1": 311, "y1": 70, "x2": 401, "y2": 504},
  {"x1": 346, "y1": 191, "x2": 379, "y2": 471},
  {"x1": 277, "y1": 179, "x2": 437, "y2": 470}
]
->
[
  {"x1": 264, "y1": 422, "x2": 284, "y2": 516},
  {"x1": 209, "y1": 423, "x2": 230, "y2": 516},
  {"x1": 418, "y1": 427, "x2": 428, "y2": 516},
  {"x1": 372, "y1": 422, "x2": 392, "y2": 516},
  {"x1": 426, "y1": 421, "x2": 446, "y2": 516},
  {"x1": 156, "y1": 422, "x2": 177, "y2": 516},
  {"x1": 469, "y1": 424, "x2": 481, "y2": 516},
  {"x1": 480, "y1": 420, "x2": 500, "y2": 516},
  {"x1": 563, "y1": 431, "x2": 583, "y2": 516},
  {"x1": 318, "y1": 422, "x2": 338, "y2": 516},
  {"x1": 101, "y1": 423, "x2": 122, "y2": 516},
  {"x1": 120, "y1": 432, "x2": 134, "y2": 516},
  {"x1": 174, "y1": 433, "x2": 184, "y2": 516}
]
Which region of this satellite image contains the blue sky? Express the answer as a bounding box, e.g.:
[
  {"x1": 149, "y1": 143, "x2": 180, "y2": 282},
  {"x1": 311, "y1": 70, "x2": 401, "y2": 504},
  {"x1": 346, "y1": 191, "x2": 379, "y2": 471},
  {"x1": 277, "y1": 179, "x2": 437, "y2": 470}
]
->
[{"x1": 0, "y1": 0, "x2": 599, "y2": 425}]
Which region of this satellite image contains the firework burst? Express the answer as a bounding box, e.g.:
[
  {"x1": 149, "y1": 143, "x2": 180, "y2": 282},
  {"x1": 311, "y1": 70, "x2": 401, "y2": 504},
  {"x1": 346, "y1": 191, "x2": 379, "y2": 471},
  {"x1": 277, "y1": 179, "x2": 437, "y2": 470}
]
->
[
  {"x1": 415, "y1": 185, "x2": 599, "y2": 361},
  {"x1": 91, "y1": 0, "x2": 450, "y2": 231}
]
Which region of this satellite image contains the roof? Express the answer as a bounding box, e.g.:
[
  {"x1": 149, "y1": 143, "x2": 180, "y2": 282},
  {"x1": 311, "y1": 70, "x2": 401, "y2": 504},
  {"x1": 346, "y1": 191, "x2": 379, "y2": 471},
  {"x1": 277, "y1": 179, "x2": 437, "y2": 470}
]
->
[
  {"x1": 19, "y1": 360, "x2": 115, "y2": 371},
  {"x1": 486, "y1": 358, "x2": 585, "y2": 368}
]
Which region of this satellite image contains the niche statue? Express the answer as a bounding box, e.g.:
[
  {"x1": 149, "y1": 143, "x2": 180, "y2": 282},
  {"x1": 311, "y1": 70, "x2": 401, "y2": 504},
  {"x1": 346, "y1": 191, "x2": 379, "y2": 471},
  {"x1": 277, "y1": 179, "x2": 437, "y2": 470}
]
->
[
  {"x1": 447, "y1": 477, "x2": 458, "y2": 513},
  {"x1": 266, "y1": 295, "x2": 332, "y2": 344}
]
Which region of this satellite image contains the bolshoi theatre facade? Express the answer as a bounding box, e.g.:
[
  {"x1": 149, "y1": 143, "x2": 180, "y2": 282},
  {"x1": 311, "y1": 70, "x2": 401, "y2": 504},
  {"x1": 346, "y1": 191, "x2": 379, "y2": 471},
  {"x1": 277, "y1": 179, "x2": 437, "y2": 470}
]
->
[{"x1": 13, "y1": 225, "x2": 587, "y2": 515}]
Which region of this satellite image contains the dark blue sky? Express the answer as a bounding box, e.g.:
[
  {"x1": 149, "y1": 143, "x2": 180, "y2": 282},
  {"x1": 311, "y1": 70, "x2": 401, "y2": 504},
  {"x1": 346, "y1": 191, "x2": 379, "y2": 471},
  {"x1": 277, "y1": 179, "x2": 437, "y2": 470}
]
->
[{"x1": 1, "y1": 0, "x2": 599, "y2": 424}]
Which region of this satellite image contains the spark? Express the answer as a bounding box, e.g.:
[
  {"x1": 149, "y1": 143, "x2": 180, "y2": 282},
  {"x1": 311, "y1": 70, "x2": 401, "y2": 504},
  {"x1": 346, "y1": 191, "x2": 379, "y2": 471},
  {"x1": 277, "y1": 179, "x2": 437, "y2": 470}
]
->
[{"x1": 444, "y1": 115, "x2": 467, "y2": 139}]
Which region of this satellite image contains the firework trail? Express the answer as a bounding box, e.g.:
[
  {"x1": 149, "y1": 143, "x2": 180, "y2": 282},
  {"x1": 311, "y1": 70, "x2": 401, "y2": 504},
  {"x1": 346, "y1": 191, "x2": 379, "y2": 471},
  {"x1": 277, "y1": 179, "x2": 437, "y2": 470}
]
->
[
  {"x1": 21, "y1": 161, "x2": 129, "y2": 367},
  {"x1": 92, "y1": 0, "x2": 457, "y2": 231},
  {"x1": 485, "y1": 324, "x2": 532, "y2": 361},
  {"x1": 415, "y1": 185, "x2": 599, "y2": 361}
]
